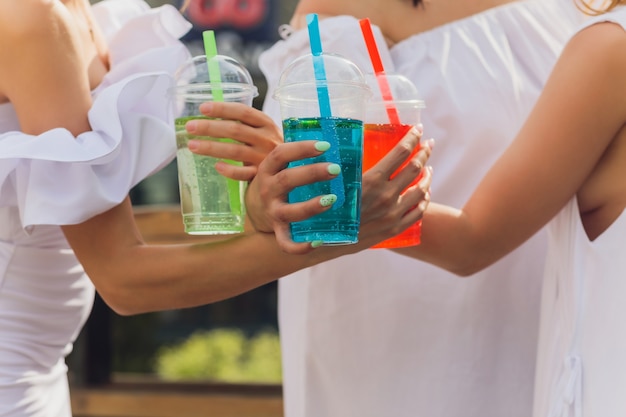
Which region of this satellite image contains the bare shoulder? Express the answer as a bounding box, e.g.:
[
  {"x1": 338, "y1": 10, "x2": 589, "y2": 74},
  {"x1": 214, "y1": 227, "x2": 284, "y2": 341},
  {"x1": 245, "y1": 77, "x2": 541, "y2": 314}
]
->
[
  {"x1": 564, "y1": 20, "x2": 626, "y2": 79},
  {"x1": 0, "y1": 0, "x2": 58, "y2": 100},
  {"x1": 0, "y1": 0, "x2": 78, "y2": 72},
  {"x1": 0, "y1": 0, "x2": 71, "y2": 60},
  {"x1": 0, "y1": 0, "x2": 92, "y2": 134},
  {"x1": 549, "y1": 19, "x2": 626, "y2": 116},
  {"x1": 576, "y1": 18, "x2": 626, "y2": 47},
  {"x1": 0, "y1": 0, "x2": 60, "y2": 36}
]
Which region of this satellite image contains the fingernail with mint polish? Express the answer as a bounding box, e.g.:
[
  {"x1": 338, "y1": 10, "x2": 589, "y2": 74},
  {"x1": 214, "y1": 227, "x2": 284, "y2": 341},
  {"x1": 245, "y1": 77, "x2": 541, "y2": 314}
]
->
[
  {"x1": 315, "y1": 141, "x2": 331, "y2": 152},
  {"x1": 320, "y1": 194, "x2": 337, "y2": 207},
  {"x1": 310, "y1": 240, "x2": 324, "y2": 248},
  {"x1": 327, "y1": 164, "x2": 341, "y2": 175}
]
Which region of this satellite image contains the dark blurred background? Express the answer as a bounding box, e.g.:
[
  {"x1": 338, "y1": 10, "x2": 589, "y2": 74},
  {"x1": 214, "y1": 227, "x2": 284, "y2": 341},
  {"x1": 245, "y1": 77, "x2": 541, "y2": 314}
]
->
[{"x1": 71, "y1": 0, "x2": 299, "y2": 386}]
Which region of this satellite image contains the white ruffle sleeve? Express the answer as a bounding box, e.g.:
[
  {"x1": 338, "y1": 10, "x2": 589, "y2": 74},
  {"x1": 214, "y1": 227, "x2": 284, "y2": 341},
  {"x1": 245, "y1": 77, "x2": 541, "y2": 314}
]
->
[{"x1": 0, "y1": 0, "x2": 192, "y2": 229}]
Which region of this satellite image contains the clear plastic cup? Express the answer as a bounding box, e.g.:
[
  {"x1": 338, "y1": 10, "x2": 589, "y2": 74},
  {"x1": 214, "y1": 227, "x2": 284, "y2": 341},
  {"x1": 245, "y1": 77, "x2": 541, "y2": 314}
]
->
[
  {"x1": 169, "y1": 55, "x2": 258, "y2": 235},
  {"x1": 362, "y1": 73, "x2": 426, "y2": 248},
  {"x1": 274, "y1": 53, "x2": 371, "y2": 245}
]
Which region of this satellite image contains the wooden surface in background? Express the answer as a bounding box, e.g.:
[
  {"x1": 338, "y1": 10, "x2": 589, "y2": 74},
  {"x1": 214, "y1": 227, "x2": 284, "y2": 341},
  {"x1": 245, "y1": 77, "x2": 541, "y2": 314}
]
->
[{"x1": 71, "y1": 381, "x2": 283, "y2": 417}]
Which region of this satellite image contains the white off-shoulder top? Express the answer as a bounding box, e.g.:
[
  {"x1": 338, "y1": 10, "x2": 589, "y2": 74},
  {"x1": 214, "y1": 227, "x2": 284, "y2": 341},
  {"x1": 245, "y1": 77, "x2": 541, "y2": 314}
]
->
[{"x1": 0, "y1": 1, "x2": 191, "y2": 415}]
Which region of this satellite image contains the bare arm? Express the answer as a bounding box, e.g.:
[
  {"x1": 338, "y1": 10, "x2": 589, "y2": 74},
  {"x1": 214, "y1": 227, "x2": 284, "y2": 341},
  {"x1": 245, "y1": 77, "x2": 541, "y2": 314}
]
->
[
  {"x1": 3, "y1": 2, "x2": 432, "y2": 316},
  {"x1": 396, "y1": 22, "x2": 626, "y2": 275},
  {"x1": 61, "y1": 197, "x2": 354, "y2": 314},
  {"x1": 0, "y1": 3, "x2": 332, "y2": 315},
  {"x1": 62, "y1": 130, "x2": 430, "y2": 315}
]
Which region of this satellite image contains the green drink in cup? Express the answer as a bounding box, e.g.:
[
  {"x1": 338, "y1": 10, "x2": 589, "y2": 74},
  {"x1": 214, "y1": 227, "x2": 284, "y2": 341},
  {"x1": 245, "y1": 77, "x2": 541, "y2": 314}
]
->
[{"x1": 170, "y1": 50, "x2": 258, "y2": 235}]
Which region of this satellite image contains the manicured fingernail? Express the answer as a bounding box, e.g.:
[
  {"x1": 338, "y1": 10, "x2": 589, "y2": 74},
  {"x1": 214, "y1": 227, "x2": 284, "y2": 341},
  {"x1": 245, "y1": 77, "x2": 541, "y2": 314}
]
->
[
  {"x1": 327, "y1": 164, "x2": 341, "y2": 175},
  {"x1": 310, "y1": 240, "x2": 324, "y2": 248},
  {"x1": 315, "y1": 141, "x2": 331, "y2": 152},
  {"x1": 426, "y1": 138, "x2": 435, "y2": 149},
  {"x1": 320, "y1": 194, "x2": 337, "y2": 207},
  {"x1": 199, "y1": 102, "x2": 213, "y2": 113},
  {"x1": 186, "y1": 120, "x2": 197, "y2": 133},
  {"x1": 416, "y1": 123, "x2": 424, "y2": 134}
]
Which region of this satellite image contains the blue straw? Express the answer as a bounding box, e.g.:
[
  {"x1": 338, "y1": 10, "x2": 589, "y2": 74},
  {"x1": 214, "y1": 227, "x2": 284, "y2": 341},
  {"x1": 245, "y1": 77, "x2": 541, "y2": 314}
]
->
[
  {"x1": 306, "y1": 14, "x2": 345, "y2": 207},
  {"x1": 307, "y1": 14, "x2": 332, "y2": 117}
]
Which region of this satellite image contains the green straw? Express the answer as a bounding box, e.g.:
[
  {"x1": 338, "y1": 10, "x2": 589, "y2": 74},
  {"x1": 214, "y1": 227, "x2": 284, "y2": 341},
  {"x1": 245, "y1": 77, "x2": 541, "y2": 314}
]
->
[
  {"x1": 202, "y1": 30, "x2": 242, "y2": 219},
  {"x1": 203, "y1": 30, "x2": 224, "y2": 101}
]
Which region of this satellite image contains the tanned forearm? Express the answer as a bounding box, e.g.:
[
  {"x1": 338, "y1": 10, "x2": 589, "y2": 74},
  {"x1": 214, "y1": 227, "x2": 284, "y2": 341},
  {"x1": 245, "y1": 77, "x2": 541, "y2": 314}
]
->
[{"x1": 63, "y1": 198, "x2": 356, "y2": 315}]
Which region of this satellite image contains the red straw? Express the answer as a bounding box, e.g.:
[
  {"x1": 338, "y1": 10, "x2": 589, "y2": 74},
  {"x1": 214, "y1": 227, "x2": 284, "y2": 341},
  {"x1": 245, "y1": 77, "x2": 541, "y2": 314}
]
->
[{"x1": 359, "y1": 18, "x2": 401, "y2": 125}]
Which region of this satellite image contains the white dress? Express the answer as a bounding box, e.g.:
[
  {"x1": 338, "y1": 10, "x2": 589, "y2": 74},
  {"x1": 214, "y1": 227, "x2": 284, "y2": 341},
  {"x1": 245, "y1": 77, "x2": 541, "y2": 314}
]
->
[
  {"x1": 0, "y1": 1, "x2": 191, "y2": 415},
  {"x1": 259, "y1": 1, "x2": 584, "y2": 417},
  {"x1": 533, "y1": 9, "x2": 626, "y2": 417}
]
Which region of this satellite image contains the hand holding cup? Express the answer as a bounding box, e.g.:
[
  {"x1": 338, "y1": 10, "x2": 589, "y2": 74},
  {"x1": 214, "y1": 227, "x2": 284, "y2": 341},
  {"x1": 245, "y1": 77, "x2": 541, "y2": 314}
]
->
[
  {"x1": 247, "y1": 127, "x2": 433, "y2": 255},
  {"x1": 358, "y1": 127, "x2": 433, "y2": 247},
  {"x1": 186, "y1": 101, "x2": 283, "y2": 181},
  {"x1": 245, "y1": 140, "x2": 343, "y2": 254}
]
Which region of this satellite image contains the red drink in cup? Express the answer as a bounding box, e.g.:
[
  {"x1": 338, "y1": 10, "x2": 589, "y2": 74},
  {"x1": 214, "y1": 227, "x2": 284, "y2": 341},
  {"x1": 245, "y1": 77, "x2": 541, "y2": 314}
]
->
[
  {"x1": 363, "y1": 123, "x2": 422, "y2": 248},
  {"x1": 359, "y1": 19, "x2": 425, "y2": 248},
  {"x1": 362, "y1": 73, "x2": 425, "y2": 249}
]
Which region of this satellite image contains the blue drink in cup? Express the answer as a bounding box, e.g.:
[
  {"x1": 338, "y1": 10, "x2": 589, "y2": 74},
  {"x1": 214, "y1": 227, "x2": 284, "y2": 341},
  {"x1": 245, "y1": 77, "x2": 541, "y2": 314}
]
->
[
  {"x1": 274, "y1": 51, "x2": 371, "y2": 245},
  {"x1": 283, "y1": 116, "x2": 364, "y2": 244}
]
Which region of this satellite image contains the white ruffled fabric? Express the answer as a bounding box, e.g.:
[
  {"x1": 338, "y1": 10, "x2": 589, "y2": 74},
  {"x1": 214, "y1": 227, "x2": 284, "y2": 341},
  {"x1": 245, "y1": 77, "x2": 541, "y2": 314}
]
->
[
  {"x1": 259, "y1": 2, "x2": 585, "y2": 417},
  {"x1": 0, "y1": 2, "x2": 192, "y2": 416},
  {"x1": 0, "y1": 0, "x2": 192, "y2": 230},
  {"x1": 533, "y1": 8, "x2": 626, "y2": 417}
]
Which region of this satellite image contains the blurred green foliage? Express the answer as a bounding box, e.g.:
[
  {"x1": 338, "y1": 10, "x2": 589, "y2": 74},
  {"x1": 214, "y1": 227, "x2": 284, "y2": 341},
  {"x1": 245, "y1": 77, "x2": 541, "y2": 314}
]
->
[{"x1": 155, "y1": 328, "x2": 282, "y2": 383}]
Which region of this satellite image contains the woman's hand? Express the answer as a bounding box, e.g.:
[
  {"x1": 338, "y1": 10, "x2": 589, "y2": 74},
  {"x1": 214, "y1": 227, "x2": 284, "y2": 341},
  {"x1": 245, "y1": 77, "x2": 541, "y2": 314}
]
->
[
  {"x1": 186, "y1": 101, "x2": 283, "y2": 181},
  {"x1": 358, "y1": 127, "x2": 433, "y2": 247},
  {"x1": 245, "y1": 140, "x2": 342, "y2": 254},
  {"x1": 247, "y1": 127, "x2": 433, "y2": 255}
]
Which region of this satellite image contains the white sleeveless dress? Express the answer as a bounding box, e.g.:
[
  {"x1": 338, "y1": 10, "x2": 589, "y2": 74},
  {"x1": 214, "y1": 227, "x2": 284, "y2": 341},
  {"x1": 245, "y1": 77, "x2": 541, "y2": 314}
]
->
[
  {"x1": 533, "y1": 8, "x2": 626, "y2": 417},
  {"x1": 0, "y1": 1, "x2": 191, "y2": 415},
  {"x1": 259, "y1": 1, "x2": 584, "y2": 416}
]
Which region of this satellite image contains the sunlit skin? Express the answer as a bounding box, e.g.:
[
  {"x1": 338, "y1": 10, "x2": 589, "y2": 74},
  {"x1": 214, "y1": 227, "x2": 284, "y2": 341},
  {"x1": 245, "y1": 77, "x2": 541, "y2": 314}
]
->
[
  {"x1": 0, "y1": 0, "x2": 432, "y2": 314},
  {"x1": 392, "y1": 0, "x2": 626, "y2": 275},
  {"x1": 290, "y1": 0, "x2": 521, "y2": 45},
  {"x1": 280, "y1": 0, "x2": 626, "y2": 275}
]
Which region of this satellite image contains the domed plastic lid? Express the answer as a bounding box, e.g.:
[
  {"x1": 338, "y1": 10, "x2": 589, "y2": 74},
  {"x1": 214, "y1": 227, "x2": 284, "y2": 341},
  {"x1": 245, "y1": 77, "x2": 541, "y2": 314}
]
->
[
  {"x1": 275, "y1": 53, "x2": 367, "y2": 92},
  {"x1": 363, "y1": 73, "x2": 425, "y2": 124},
  {"x1": 171, "y1": 54, "x2": 258, "y2": 101},
  {"x1": 273, "y1": 53, "x2": 371, "y2": 120},
  {"x1": 364, "y1": 73, "x2": 425, "y2": 106}
]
